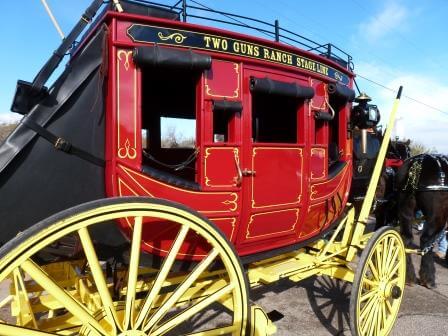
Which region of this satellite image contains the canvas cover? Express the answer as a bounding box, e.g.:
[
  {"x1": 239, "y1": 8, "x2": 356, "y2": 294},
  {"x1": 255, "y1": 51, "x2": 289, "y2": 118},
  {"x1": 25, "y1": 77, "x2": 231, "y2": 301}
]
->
[{"x1": 0, "y1": 27, "x2": 108, "y2": 244}]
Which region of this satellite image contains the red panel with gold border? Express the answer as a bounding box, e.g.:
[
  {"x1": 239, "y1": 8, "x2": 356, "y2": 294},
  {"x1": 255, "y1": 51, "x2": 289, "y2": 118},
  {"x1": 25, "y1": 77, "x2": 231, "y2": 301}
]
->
[
  {"x1": 203, "y1": 147, "x2": 239, "y2": 189},
  {"x1": 246, "y1": 209, "x2": 300, "y2": 239},
  {"x1": 310, "y1": 147, "x2": 327, "y2": 180},
  {"x1": 116, "y1": 49, "x2": 140, "y2": 166},
  {"x1": 205, "y1": 60, "x2": 240, "y2": 100},
  {"x1": 251, "y1": 147, "x2": 303, "y2": 208}
]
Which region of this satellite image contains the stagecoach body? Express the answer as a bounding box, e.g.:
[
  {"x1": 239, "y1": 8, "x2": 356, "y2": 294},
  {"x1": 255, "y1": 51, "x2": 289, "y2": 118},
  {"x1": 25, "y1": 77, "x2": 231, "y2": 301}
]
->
[
  {"x1": 0, "y1": 2, "x2": 407, "y2": 336},
  {"x1": 0, "y1": 1, "x2": 355, "y2": 260}
]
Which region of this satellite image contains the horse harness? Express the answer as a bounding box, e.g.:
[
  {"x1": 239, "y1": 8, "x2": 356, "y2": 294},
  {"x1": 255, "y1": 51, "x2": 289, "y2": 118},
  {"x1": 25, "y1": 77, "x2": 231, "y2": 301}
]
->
[
  {"x1": 403, "y1": 154, "x2": 448, "y2": 193},
  {"x1": 402, "y1": 154, "x2": 448, "y2": 255}
]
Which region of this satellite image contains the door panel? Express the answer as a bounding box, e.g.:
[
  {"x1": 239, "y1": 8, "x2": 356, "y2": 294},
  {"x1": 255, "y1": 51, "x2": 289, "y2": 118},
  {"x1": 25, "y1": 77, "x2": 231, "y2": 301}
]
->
[
  {"x1": 236, "y1": 68, "x2": 307, "y2": 248},
  {"x1": 251, "y1": 147, "x2": 303, "y2": 208},
  {"x1": 203, "y1": 146, "x2": 240, "y2": 189}
]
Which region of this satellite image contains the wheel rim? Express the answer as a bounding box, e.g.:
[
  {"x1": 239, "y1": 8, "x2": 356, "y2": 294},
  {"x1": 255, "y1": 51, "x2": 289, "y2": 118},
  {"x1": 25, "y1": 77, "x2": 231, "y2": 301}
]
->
[
  {"x1": 355, "y1": 229, "x2": 406, "y2": 336},
  {"x1": 0, "y1": 198, "x2": 248, "y2": 336}
]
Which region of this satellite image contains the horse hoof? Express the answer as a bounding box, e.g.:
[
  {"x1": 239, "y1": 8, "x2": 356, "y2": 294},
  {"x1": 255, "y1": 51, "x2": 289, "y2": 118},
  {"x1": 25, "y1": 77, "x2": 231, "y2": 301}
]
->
[{"x1": 419, "y1": 279, "x2": 437, "y2": 289}]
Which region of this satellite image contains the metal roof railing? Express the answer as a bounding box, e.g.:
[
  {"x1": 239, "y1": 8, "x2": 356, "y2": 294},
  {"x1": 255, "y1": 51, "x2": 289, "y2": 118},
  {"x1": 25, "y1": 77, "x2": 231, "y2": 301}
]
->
[{"x1": 121, "y1": 0, "x2": 354, "y2": 70}]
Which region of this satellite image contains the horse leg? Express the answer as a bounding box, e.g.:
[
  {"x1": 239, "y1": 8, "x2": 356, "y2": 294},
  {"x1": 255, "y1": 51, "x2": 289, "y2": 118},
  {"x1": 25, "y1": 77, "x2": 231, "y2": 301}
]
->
[
  {"x1": 398, "y1": 193, "x2": 417, "y2": 284},
  {"x1": 418, "y1": 192, "x2": 445, "y2": 288}
]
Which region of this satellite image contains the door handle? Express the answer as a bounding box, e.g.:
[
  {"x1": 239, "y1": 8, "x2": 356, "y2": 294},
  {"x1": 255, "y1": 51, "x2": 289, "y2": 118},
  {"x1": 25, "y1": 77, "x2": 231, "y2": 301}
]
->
[
  {"x1": 233, "y1": 155, "x2": 256, "y2": 187},
  {"x1": 242, "y1": 169, "x2": 256, "y2": 177},
  {"x1": 233, "y1": 155, "x2": 243, "y2": 187}
]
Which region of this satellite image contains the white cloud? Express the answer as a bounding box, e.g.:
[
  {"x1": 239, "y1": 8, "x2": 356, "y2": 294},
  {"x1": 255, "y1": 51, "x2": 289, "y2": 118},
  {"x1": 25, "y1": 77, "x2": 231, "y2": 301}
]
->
[
  {"x1": 356, "y1": 62, "x2": 448, "y2": 154},
  {"x1": 358, "y1": 2, "x2": 409, "y2": 41},
  {"x1": 0, "y1": 112, "x2": 22, "y2": 124}
]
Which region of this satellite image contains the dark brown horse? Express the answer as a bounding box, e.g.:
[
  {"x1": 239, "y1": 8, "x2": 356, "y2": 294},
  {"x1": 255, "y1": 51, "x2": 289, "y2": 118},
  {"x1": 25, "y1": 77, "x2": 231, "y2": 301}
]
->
[{"x1": 395, "y1": 154, "x2": 448, "y2": 288}]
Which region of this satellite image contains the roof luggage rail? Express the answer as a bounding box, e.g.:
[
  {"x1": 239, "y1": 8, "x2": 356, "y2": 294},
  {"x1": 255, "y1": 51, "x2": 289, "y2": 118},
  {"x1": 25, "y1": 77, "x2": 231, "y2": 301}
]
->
[{"x1": 129, "y1": 0, "x2": 353, "y2": 69}]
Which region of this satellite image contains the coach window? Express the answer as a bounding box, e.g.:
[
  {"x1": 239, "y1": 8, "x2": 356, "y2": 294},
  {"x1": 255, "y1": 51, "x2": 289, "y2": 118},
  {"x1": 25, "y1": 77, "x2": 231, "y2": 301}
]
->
[
  {"x1": 252, "y1": 94, "x2": 298, "y2": 143},
  {"x1": 133, "y1": 45, "x2": 211, "y2": 188},
  {"x1": 250, "y1": 77, "x2": 313, "y2": 143},
  {"x1": 212, "y1": 100, "x2": 242, "y2": 143},
  {"x1": 140, "y1": 65, "x2": 200, "y2": 183}
]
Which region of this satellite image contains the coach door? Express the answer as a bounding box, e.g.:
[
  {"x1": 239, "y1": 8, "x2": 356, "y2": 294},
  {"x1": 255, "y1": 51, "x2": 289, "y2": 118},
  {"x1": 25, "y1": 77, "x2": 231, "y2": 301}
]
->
[{"x1": 236, "y1": 69, "x2": 312, "y2": 250}]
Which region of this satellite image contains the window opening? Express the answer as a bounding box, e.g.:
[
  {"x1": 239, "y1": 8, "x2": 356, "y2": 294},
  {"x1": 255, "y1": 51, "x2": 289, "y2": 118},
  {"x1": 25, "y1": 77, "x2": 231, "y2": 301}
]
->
[
  {"x1": 251, "y1": 94, "x2": 298, "y2": 143},
  {"x1": 213, "y1": 110, "x2": 233, "y2": 143},
  {"x1": 141, "y1": 67, "x2": 199, "y2": 184},
  {"x1": 161, "y1": 117, "x2": 196, "y2": 148}
]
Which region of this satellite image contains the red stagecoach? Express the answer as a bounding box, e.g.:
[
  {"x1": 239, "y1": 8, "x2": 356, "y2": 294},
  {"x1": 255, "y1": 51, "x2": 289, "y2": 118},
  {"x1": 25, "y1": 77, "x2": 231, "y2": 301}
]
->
[{"x1": 0, "y1": 1, "x2": 405, "y2": 335}]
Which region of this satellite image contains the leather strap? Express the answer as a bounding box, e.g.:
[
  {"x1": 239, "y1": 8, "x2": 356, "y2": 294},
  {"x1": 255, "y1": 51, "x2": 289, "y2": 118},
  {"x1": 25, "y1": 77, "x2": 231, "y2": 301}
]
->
[{"x1": 23, "y1": 117, "x2": 104, "y2": 167}]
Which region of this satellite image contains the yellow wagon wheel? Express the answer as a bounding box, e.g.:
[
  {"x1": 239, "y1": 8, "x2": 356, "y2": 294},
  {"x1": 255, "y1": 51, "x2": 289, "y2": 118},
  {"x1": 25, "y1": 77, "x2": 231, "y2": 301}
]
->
[
  {"x1": 0, "y1": 197, "x2": 249, "y2": 336},
  {"x1": 349, "y1": 226, "x2": 406, "y2": 336}
]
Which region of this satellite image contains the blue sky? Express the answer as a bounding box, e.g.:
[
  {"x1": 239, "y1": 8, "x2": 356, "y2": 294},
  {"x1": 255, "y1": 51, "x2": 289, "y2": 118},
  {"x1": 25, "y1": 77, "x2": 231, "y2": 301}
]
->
[{"x1": 1, "y1": 0, "x2": 447, "y2": 152}]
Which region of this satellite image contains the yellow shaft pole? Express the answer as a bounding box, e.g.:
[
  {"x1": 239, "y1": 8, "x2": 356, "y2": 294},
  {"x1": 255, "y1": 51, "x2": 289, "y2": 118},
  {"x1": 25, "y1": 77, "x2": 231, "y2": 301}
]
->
[{"x1": 351, "y1": 86, "x2": 403, "y2": 246}]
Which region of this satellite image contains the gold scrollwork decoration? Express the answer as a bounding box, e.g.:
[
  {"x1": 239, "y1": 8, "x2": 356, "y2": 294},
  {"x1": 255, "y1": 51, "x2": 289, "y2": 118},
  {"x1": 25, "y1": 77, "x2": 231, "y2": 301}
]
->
[
  {"x1": 117, "y1": 50, "x2": 132, "y2": 71},
  {"x1": 158, "y1": 32, "x2": 187, "y2": 44},
  {"x1": 118, "y1": 138, "x2": 137, "y2": 160},
  {"x1": 222, "y1": 193, "x2": 238, "y2": 211},
  {"x1": 310, "y1": 185, "x2": 318, "y2": 199}
]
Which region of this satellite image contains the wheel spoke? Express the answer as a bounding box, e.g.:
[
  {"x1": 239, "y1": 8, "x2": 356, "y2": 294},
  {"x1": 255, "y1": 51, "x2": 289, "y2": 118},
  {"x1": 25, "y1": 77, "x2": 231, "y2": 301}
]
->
[
  {"x1": 135, "y1": 225, "x2": 190, "y2": 328},
  {"x1": 143, "y1": 248, "x2": 219, "y2": 333},
  {"x1": 362, "y1": 277, "x2": 378, "y2": 288},
  {"x1": 21, "y1": 259, "x2": 107, "y2": 336},
  {"x1": 385, "y1": 299, "x2": 393, "y2": 315},
  {"x1": 359, "y1": 288, "x2": 378, "y2": 303},
  {"x1": 383, "y1": 238, "x2": 395, "y2": 273},
  {"x1": 0, "y1": 323, "x2": 58, "y2": 336},
  {"x1": 12, "y1": 268, "x2": 38, "y2": 329},
  {"x1": 361, "y1": 297, "x2": 377, "y2": 335},
  {"x1": 151, "y1": 283, "x2": 234, "y2": 336},
  {"x1": 388, "y1": 259, "x2": 402, "y2": 280},
  {"x1": 78, "y1": 227, "x2": 120, "y2": 332},
  {"x1": 123, "y1": 216, "x2": 143, "y2": 330},
  {"x1": 367, "y1": 259, "x2": 380, "y2": 282},
  {"x1": 381, "y1": 300, "x2": 387, "y2": 331},
  {"x1": 385, "y1": 243, "x2": 400, "y2": 277},
  {"x1": 381, "y1": 237, "x2": 389, "y2": 278},
  {"x1": 367, "y1": 305, "x2": 377, "y2": 336},
  {"x1": 376, "y1": 299, "x2": 383, "y2": 335},
  {"x1": 374, "y1": 242, "x2": 383, "y2": 279},
  {"x1": 359, "y1": 294, "x2": 377, "y2": 323}
]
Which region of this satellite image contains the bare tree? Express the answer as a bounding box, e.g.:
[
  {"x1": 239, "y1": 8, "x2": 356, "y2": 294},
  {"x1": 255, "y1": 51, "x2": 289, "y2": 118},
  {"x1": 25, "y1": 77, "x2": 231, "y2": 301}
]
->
[
  {"x1": 161, "y1": 125, "x2": 195, "y2": 148},
  {"x1": 408, "y1": 139, "x2": 437, "y2": 156},
  {"x1": 161, "y1": 126, "x2": 179, "y2": 148}
]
